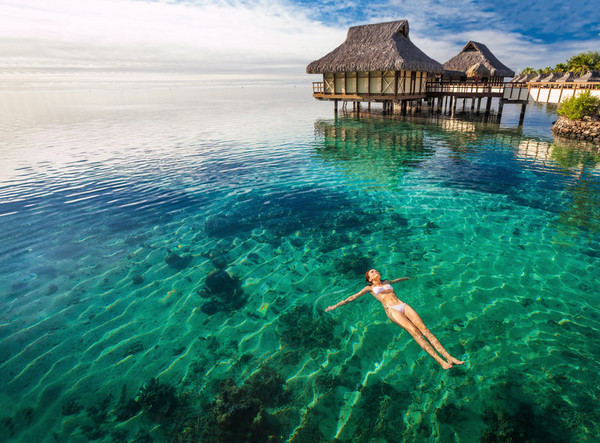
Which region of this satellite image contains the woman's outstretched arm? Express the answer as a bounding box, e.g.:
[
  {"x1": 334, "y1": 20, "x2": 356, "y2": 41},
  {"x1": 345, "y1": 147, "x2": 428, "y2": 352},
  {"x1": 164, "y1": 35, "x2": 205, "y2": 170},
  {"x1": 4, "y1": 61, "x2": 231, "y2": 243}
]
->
[
  {"x1": 388, "y1": 277, "x2": 410, "y2": 284},
  {"x1": 325, "y1": 287, "x2": 370, "y2": 312}
]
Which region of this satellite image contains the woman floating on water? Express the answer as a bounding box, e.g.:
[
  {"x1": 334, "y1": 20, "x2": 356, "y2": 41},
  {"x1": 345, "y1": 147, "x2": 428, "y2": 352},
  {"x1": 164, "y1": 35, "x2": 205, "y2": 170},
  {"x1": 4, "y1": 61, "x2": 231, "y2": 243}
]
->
[{"x1": 325, "y1": 269, "x2": 465, "y2": 370}]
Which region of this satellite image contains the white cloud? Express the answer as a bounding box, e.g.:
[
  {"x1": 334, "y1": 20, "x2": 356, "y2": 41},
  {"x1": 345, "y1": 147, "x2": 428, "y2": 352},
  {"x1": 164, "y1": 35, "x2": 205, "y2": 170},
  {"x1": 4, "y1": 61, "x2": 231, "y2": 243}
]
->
[
  {"x1": 0, "y1": 0, "x2": 346, "y2": 73},
  {"x1": 1, "y1": 0, "x2": 597, "y2": 80}
]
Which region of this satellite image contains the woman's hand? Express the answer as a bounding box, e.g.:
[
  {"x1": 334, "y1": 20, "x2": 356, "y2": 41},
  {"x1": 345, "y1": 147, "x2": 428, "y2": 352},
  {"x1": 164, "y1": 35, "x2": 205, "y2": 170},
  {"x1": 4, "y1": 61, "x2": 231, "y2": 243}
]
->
[{"x1": 325, "y1": 305, "x2": 337, "y2": 312}]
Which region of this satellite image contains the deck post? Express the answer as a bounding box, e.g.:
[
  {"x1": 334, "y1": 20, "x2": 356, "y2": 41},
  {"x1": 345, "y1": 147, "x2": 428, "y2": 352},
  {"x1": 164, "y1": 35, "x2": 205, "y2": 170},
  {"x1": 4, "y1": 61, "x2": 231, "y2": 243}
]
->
[
  {"x1": 334, "y1": 100, "x2": 338, "y2": 114},
  {"x1": 357, "y1": 102, "x2": 361, "y2": 114},
  {"x1": 485, "y1": 97, "x2": 492, "y2": 114},
  {"x1": 497, "y1": 99, "x2": 504, "y2": 118},
  {"x1": 518, "y1": 102, "x2": 527, "y2": 126},
  {"x1": 452, "y1": 96, "x2": 457, "y2": 116},
  {"x1": 477, "y1": 97, "x2": 482, "y2": 112},
  {"x1": 471, "y1": 98, "x2": 475, "y2": 111},
  {"x1": 462, "y1": 98, "x2": 466, "y2": 112},
  {"x1": 368, "y1": 102, "x2": 371, "y2": 111}
]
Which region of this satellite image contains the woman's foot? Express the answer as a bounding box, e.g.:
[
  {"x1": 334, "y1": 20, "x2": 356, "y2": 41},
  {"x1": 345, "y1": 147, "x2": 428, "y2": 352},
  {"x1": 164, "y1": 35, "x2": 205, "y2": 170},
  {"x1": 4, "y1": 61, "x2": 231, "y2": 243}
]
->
[
  {"x1": 441, "y1": 361, "x2": 453, "y2": 370},
  {"x1": 448, "y1": 356, "x2": 465, "y2": 365}
]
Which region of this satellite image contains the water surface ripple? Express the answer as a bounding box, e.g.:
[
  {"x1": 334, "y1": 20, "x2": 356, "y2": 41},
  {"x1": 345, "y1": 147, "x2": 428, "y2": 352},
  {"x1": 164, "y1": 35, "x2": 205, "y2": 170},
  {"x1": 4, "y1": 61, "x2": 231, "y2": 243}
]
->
[{"x1": 0, "y1": 86, "x2": 599, "y2": 442}]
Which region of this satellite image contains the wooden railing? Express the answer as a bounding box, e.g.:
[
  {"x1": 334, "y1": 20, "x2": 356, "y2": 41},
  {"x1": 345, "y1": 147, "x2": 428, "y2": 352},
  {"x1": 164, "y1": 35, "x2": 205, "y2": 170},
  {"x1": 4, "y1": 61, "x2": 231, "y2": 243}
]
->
[
  {"x1": 313, "y1": 80, "x2": 600, "y2": 97},
  {"x1": 526, "y1": 81, "x2": 600, "y2": 90},
  {"x1": 425, "y1": 81, "x2": 506, "y2": 94}
]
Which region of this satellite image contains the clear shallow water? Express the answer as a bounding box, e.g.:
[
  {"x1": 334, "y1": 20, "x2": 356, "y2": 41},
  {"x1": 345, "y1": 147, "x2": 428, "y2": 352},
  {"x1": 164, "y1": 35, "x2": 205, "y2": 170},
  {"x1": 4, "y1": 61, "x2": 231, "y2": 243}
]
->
[{"x1": 1, "y1": 84, "x2": 599, "y2": 442}]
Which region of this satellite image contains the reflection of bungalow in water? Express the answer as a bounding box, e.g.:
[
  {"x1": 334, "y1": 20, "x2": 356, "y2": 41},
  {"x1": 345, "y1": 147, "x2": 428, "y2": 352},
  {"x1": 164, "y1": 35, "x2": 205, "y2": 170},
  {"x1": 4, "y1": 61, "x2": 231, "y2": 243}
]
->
[
  {"x1": 313, "y1": 118, "x2": 431, "y2": 181},
  {"x1": 442, "y1": 41, "x2": 514, "y2": 83},
  {"x1": 306, "y1": 20, "x2": 443, "y2": 108},
  {"x1": 517, "y1": 139, "x2": 553, "y2": 166}
]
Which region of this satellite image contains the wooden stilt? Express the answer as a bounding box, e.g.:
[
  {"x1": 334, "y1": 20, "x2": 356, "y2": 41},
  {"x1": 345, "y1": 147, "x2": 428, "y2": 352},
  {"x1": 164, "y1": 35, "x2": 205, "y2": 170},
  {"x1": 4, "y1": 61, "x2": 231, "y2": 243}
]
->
[
  {"x1": 485, "y1": 97, "x2": 492, "y2": 113},
  {"x1": 518, "y1": 102, "x2": 527, "y2": 125},
  {"x1": 497, "y1": 99, "x2": 504, "y2": 119}
]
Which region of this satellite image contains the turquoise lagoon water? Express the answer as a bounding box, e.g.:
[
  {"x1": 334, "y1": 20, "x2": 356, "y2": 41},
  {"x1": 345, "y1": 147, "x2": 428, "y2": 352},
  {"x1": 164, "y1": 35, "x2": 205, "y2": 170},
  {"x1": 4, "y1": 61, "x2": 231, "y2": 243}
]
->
[{"x1": 1, "y1": 84, "x2": 599, "y2": 442}]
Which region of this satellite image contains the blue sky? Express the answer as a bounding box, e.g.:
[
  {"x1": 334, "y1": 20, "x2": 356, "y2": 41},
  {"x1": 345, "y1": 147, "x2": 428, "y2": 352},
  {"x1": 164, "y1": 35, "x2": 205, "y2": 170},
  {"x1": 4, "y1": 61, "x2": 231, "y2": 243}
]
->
[{"x1": 0, "y1": 0, "x2": 598, "y2": 82}]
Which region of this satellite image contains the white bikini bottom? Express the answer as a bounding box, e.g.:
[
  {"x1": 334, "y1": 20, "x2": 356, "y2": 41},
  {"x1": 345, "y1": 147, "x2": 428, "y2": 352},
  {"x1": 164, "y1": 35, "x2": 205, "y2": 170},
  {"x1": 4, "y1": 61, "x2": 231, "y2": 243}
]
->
[{"x1": 386, "y1": 303, "x2": 406, "y2": 314}]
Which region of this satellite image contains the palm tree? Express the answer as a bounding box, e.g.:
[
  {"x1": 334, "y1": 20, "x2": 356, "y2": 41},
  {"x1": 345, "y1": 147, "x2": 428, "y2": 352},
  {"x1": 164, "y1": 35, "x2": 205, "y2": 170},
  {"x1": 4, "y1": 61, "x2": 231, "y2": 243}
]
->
[
  {"x1": 520, "y1": 67, "x2": 536, "y2": 74},
  {"x1": 567, "y1": 51, "x2": 600, "y2": 73},
  {"x1": 554, "y1": 63, "x2": 568, "y2": 73}
]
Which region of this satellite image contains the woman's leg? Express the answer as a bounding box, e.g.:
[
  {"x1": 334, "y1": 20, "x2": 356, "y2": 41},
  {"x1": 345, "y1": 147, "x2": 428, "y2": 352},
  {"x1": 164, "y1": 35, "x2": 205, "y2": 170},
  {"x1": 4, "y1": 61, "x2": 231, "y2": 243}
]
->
[
  {"x1": 385, "y1": 308, "x2": 452, "y2": 369},
  {"x1": 403, "y1": 304, "x2": 464, "y2": 365}
]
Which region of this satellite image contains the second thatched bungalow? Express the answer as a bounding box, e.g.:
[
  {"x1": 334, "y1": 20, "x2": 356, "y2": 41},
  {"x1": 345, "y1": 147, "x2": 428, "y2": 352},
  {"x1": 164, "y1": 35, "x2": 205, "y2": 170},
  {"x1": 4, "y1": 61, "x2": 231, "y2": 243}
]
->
[
  {"x1": 306, "y1": 20, "x2": 443, "y2": 107},
  {"x1": 442, "y1": 41, "x2": 514, "y2": 83}
]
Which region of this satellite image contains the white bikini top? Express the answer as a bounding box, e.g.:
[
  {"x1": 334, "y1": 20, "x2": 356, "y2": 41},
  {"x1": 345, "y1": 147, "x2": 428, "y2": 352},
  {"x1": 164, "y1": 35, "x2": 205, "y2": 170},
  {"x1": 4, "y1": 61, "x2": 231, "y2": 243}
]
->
[{"x1": 372, "y1": 283, "x2": 393, "y2": 295}]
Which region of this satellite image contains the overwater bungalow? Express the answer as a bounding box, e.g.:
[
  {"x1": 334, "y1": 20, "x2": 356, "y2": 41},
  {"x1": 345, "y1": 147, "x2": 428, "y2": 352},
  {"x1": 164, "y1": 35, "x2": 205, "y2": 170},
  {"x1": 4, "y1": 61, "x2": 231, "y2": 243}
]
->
[
  {"x1": 529, "y1": 73, "x2": 544, "y2": 82},
  {"x1": 509, "y1": 73, "x2": 537, "y2": 83},
  {"x1": 306, "y1": 20, "x2": 443, "y2": 106},
  {"x1": 574, "y1": 70, "x2": 600, "y2": 82},
  {"x1": 556, "y1": 72, "x2": 578, "y2": 82},
  {"x1": 521, "y1": 74, "x2": 538, "y2": 83},
  {"x1": 540, "y1": 72, "x2": 564, "y2": 82},
  {"x1": 442, "y1": 41, "x2": 514, "y2": 83}
]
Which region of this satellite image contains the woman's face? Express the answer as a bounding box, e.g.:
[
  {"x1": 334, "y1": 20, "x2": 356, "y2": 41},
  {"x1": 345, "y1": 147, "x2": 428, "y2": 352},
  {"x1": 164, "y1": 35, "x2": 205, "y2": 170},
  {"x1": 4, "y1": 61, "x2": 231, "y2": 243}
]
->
[{"x1": 367, "y1": 269, "x2": 380, "y2": 283}]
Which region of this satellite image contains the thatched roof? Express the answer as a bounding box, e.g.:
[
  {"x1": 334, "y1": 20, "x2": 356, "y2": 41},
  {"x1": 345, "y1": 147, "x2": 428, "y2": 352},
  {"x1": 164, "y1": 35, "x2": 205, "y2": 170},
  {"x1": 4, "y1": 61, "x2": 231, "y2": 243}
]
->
[
  {"x1": 306, "y1": 20, "x2": 444, "y2": 74},
  {"x1": 529, "y1": 73, "x2": 544, "y2": 82},
  {"x1": 574, "y1": 70, "x2": 600, "y2": 82},
  {"x1": 556, "y1": 72, "x2": 578, "y2": 82},
  {"x1": 509, "y1": 74, "x2": 525, "y2": 83},
  {"x1": 540, "y1": 72, "x2": 563, "y2": 82},
  {"x1": 443, "y1": 41, "x2": 515, "y2": 78},
  {"x1": 466, "y1": 63, "x2": 491, "y2": 77},
  {"x1": 522, "y1": 73, "x2": 537, "y2": 82}
]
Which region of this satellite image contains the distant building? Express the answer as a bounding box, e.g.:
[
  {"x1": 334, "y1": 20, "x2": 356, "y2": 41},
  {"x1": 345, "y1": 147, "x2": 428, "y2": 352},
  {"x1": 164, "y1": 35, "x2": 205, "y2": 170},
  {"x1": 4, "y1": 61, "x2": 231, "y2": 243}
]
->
[
  {"x1": 556, "y1": 72, "x2": 578, "y2": 83},
  {"x1": 574, "y1": 70, "x2": 600, "y2": 82},
  {"x1": 306, "y1": 20, "x2": 443, "y2": 102},
  {"x1": 442, "y1": 41, "x2": 514, "y2": 83},
  {"x1": 540, "y1": 72, "x2": 564, "y2": 82}
]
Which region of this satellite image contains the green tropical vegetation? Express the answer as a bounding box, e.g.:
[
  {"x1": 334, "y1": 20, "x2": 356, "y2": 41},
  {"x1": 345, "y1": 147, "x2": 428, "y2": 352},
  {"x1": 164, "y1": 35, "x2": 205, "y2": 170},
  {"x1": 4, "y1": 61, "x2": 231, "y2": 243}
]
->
[
  {"x1": 520, "y1": 51, "x2": 600, "y2": 74},
  {"x1": 557, "y1": 91, "x2": 600, "y2": 120}
]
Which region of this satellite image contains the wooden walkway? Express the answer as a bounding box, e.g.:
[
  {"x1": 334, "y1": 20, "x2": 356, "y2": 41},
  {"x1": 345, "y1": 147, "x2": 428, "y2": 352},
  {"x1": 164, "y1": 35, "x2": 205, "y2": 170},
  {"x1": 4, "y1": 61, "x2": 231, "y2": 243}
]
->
[
  {"x1": 312, "y1": 80, "x2": 533, "y2": 123},
  {"x1": 524, "y1": 81, "x2": 600, "y2": 104}
]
